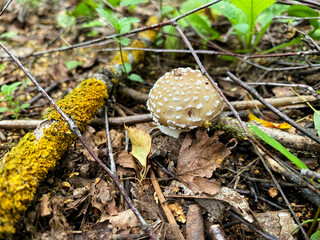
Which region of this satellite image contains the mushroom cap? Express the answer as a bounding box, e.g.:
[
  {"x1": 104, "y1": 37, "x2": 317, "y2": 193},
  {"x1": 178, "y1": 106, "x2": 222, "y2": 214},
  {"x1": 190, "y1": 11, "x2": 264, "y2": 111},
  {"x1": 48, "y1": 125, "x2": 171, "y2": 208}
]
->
[{"x1": 147, "y1": 67, "x2": 224, "y2": 137}]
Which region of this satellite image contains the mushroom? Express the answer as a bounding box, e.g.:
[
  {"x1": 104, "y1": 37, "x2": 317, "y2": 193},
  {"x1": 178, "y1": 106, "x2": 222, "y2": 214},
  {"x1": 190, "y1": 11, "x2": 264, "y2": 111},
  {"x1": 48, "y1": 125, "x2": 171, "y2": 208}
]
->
[{"x1": 147, "y1": 67, "x2": 224, "y2": 138}]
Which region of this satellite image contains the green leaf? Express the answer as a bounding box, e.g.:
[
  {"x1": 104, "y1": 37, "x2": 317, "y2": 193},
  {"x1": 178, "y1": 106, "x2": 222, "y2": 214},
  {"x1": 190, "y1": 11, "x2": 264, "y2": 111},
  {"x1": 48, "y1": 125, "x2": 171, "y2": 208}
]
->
[
  {"x1": 288, "y1": 5, "x2": 319, "y2": 29},
  {"x1": 0, "y1": 107, "x2": 8, "y2": 113},
  {"x1": 249, "y1": 123, "x2": 308, "y2": 170},
  {"x1": 0, "y1": 31, "x2": 18, "y2": 39},
  {"x1": 128, "y1": 73, "x2": 143, "y2": 82},
  {"x1": 56, "y1": 12, "x2": 76, "y2": 29},
  {"x1": 310, "y1": 28, "x2": 320, "y2": 40},
  {"x1": 1, "y1": 85, "x2": 9, "y2": 94},
  {"x1": 211, "y1": 1, "x2": 247, "y2": 26},
  {"x1": 314, "y1": 111, "x2": 320, "y2": 137},
  {"x1": 161, "y1": 5, "x2": 176, "y2": 15},
  {"x1": 20, "y1": 103, "x2": 30, "y2": 109},
  {"x1": 230, "y1": 0, "x2": 275, "y2": 32},
  {"x1": 118, "y1": 17, "x2": 140, "y2": 34},
  {"x1": 233, "y1": 23, "x2": 249, "y2": 34},
  {"x1": 96, "y1": 8, "x2": 119, "y2": 31},
  {"x1": 71, "y1": 2, "x2": 92, "y2": 17},
  {"x1": 114, "y1": 37, "x2": 131, "y2": 46},
  {"x1": 122, "y1": 62, "x2": 132, "y2": 73},
  {"x1": 311, "y1": 231, "x2": 320, "y2": 240},
  {"x1": 120, "y1": 0, "x2": 146, "y2": 7},
  {"x1": 186, "y1": 14, "x2": 219, "y2": 40},
  {"x1": 7, "y1": 82, "x2": 22, "y2": 96},
  {"x1": 65, "y1": 60, "x2": 82, "y2": 70},
  {"x1": 163, "y1": 26, "x2": 179, "y2": 50},
  {"x1": 107, "y1": 0, "x2": 121, "y2": 7},
  {"x1": 82, "y1": 20, "x2": 105, "y2": 28},
  {"x1": 262, "y1": 36, "x2": 302, "y2": 54},
  {"x1": 257, "y1": 3, "x2": 289, "y2": 29}
]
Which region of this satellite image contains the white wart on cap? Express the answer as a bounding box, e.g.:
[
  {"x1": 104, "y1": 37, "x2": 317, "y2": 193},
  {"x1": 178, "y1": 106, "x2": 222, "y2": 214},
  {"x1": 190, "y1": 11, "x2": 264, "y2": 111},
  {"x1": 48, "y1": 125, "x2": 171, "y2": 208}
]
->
[{"x1": 147, "y1": 67, "x2": 224, "y2": 138}]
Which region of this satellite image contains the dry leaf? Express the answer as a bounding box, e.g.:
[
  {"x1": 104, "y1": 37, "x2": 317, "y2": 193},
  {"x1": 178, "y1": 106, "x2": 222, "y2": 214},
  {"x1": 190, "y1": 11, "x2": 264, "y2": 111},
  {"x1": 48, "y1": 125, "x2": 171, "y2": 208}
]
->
[
  {"x1": 40, "y1": 194, "x2": 52, "y2": 217},
  {"x1": 165, "y1": 181, "x2": 254, "y2": 223},
  {"x1": 116, "y1": 150, "x2": 137, "y2": 170},
  {"x1": 249, "y1": 112, "x2": 290, "y2": 129},
  {"x1": 93, "y1": 129, "x2": 107, "y2": 146},
  {"x1": 109, "y1": 129, "x2": 124, "y2": 151},
  {"x1": 176, "y1": 129, "x2": 230, "y2": 195},
  {"x1": 125, "y1": 126, "x2": 151, "y2": 168},
  {"x1": 80, "y1": 126, "x2": 99, "y2": 161},
  {"x1": 100, "y1": 209, "x2": 139, "y2": 230},
  {"x1": 256, "y1": 211, "x2": 297, "y2": 240},
  {"x1": 268, "y1": 187, "x2": 278, "y2": 198}
]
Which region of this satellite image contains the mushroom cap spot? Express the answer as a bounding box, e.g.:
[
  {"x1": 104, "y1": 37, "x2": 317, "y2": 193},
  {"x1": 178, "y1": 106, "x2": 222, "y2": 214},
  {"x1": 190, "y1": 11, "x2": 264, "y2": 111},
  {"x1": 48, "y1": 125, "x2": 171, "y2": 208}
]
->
[{"x1": 147, "y1": 67, "x2": 224, "y2": 134}]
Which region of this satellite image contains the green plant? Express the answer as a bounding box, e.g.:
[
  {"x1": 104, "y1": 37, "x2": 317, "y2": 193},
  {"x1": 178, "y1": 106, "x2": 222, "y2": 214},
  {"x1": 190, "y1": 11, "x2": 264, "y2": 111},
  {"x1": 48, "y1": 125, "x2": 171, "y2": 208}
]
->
[
  {"x1": 96, "y1": 6, "x2": 144, "y2": 80},
  {"x1": 0, "y1": 82, "x2": 30, "y2": 119},
  {"x1": 211, "y1": 0, "x2": 289, "y2": 51},
  {"x1": 287, "y1": 4, "x2": 320, "y2": 40},
  {"x1": 249, "y1": 123, "x2": 308, "y2": 170},
  {"x1": 160, "y1": 0, "x2": 220, "y2": 50}
]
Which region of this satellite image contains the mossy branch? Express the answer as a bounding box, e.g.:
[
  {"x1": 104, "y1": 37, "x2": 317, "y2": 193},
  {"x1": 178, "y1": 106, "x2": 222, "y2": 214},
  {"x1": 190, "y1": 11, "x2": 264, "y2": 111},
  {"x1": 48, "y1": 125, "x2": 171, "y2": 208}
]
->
[{"x1": 0, "y1": 78, "x2": 109, "y2": 237}]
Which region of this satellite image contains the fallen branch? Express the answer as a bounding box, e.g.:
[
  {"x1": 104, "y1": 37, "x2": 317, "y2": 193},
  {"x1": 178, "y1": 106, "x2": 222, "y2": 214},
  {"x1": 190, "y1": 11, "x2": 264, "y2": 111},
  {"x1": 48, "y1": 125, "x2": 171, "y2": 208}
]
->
[{"x1": 0, "y1": 78, "x2": 108, "y2": 237}]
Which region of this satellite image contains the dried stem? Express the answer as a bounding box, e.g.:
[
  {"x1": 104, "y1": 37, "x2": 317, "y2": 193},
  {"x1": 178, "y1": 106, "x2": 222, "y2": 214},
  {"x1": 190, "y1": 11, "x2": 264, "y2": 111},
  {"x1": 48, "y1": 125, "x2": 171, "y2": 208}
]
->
[
  {"x1": 105, "y1": 105, "x2": 116, "y2": 173},
  {"x1": 0, "y1": 0, "x2": 12, "y2": 16}
]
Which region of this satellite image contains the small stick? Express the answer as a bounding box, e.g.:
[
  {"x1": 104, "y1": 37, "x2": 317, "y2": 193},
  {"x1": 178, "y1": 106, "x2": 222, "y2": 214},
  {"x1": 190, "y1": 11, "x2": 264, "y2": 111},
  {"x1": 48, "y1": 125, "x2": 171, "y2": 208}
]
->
[
  {"x1": 149, "y1": 169, "x2": 185, "y2": 240},
  {"x1": 105, "y1": 105, "x2": 116, "y2": 173},
  {"x1": 0, "y1": 0, "x2": 12, "y2": 15},
  {"x1": 186, "y1": 204, "x2": 205, "y2": 240},
  {"x1": 301, "y1": 169, "x2": 320, "y2": 181},
  {"x1": 227, "y1": 71, "x2": 320, "y2": 145},
  {"x1": 209, "y1": 224, "x2": 227, "y2": 240},
  {"x1": 150, "y1": 169, "x2": 177, "y2": 225},
  {"x1": 98, "y1": 47, "x2": 320, "y2": 60},
  {"x1": 226, "y1": 209, "x2": 279, "y2": 240}
]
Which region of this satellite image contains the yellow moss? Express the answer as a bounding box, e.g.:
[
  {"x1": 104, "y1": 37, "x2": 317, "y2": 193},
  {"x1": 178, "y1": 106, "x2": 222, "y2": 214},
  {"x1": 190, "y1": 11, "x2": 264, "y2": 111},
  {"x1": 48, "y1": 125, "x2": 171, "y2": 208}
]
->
[
  {"x1": 138, "y1": 16, "x2": 158, "y2": 42},
  {"x1": 0, "y1": 78, "x2": 108, "y2": 237},
  {"x1": 110, "y1": 50, "x2": 130, "y2": 66},
  {"x1": 129, "y1": 40, "x2": 146, "y2": 64}
]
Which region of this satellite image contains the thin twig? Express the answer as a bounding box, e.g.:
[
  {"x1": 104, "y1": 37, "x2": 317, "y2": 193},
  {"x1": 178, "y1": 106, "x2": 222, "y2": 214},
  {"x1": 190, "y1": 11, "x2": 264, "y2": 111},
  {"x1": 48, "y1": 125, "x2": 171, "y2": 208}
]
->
[
  {"x1": 98, "y1": 46, "x2": 320, "y2": 59},
  {"x1": 226, "y1": 209, "x2": 279, "y2": 240},
  {"x1": 105, "y1": 105, "x2": 116, "y2": 173},
  {"x1": 0, "y1": 0, "x2": 12, "y2": 16},
  {"x1": 301, "y1": 169, "x2": 320, "y2": 181}
]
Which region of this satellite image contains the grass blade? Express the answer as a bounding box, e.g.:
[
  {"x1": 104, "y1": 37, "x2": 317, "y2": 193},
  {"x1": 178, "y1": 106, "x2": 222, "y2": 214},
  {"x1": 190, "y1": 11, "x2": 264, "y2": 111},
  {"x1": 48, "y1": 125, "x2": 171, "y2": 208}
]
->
[{"x1": 249, "y1": 123, "x2": 308, "y2": 170}]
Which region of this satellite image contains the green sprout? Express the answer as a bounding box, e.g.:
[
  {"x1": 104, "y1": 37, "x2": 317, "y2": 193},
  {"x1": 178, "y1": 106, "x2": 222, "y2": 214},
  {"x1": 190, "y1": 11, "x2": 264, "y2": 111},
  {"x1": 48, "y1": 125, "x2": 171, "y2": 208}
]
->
[{"x1": 0, "y1": 82, "x2": 30, "y2": 119}]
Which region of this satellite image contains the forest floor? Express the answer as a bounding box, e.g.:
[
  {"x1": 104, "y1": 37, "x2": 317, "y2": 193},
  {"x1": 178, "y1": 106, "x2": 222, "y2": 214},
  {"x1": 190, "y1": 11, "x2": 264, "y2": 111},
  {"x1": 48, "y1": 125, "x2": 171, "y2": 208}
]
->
[{"x1": 1, "y1": 0, "x2": 320, "y2": 240}]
